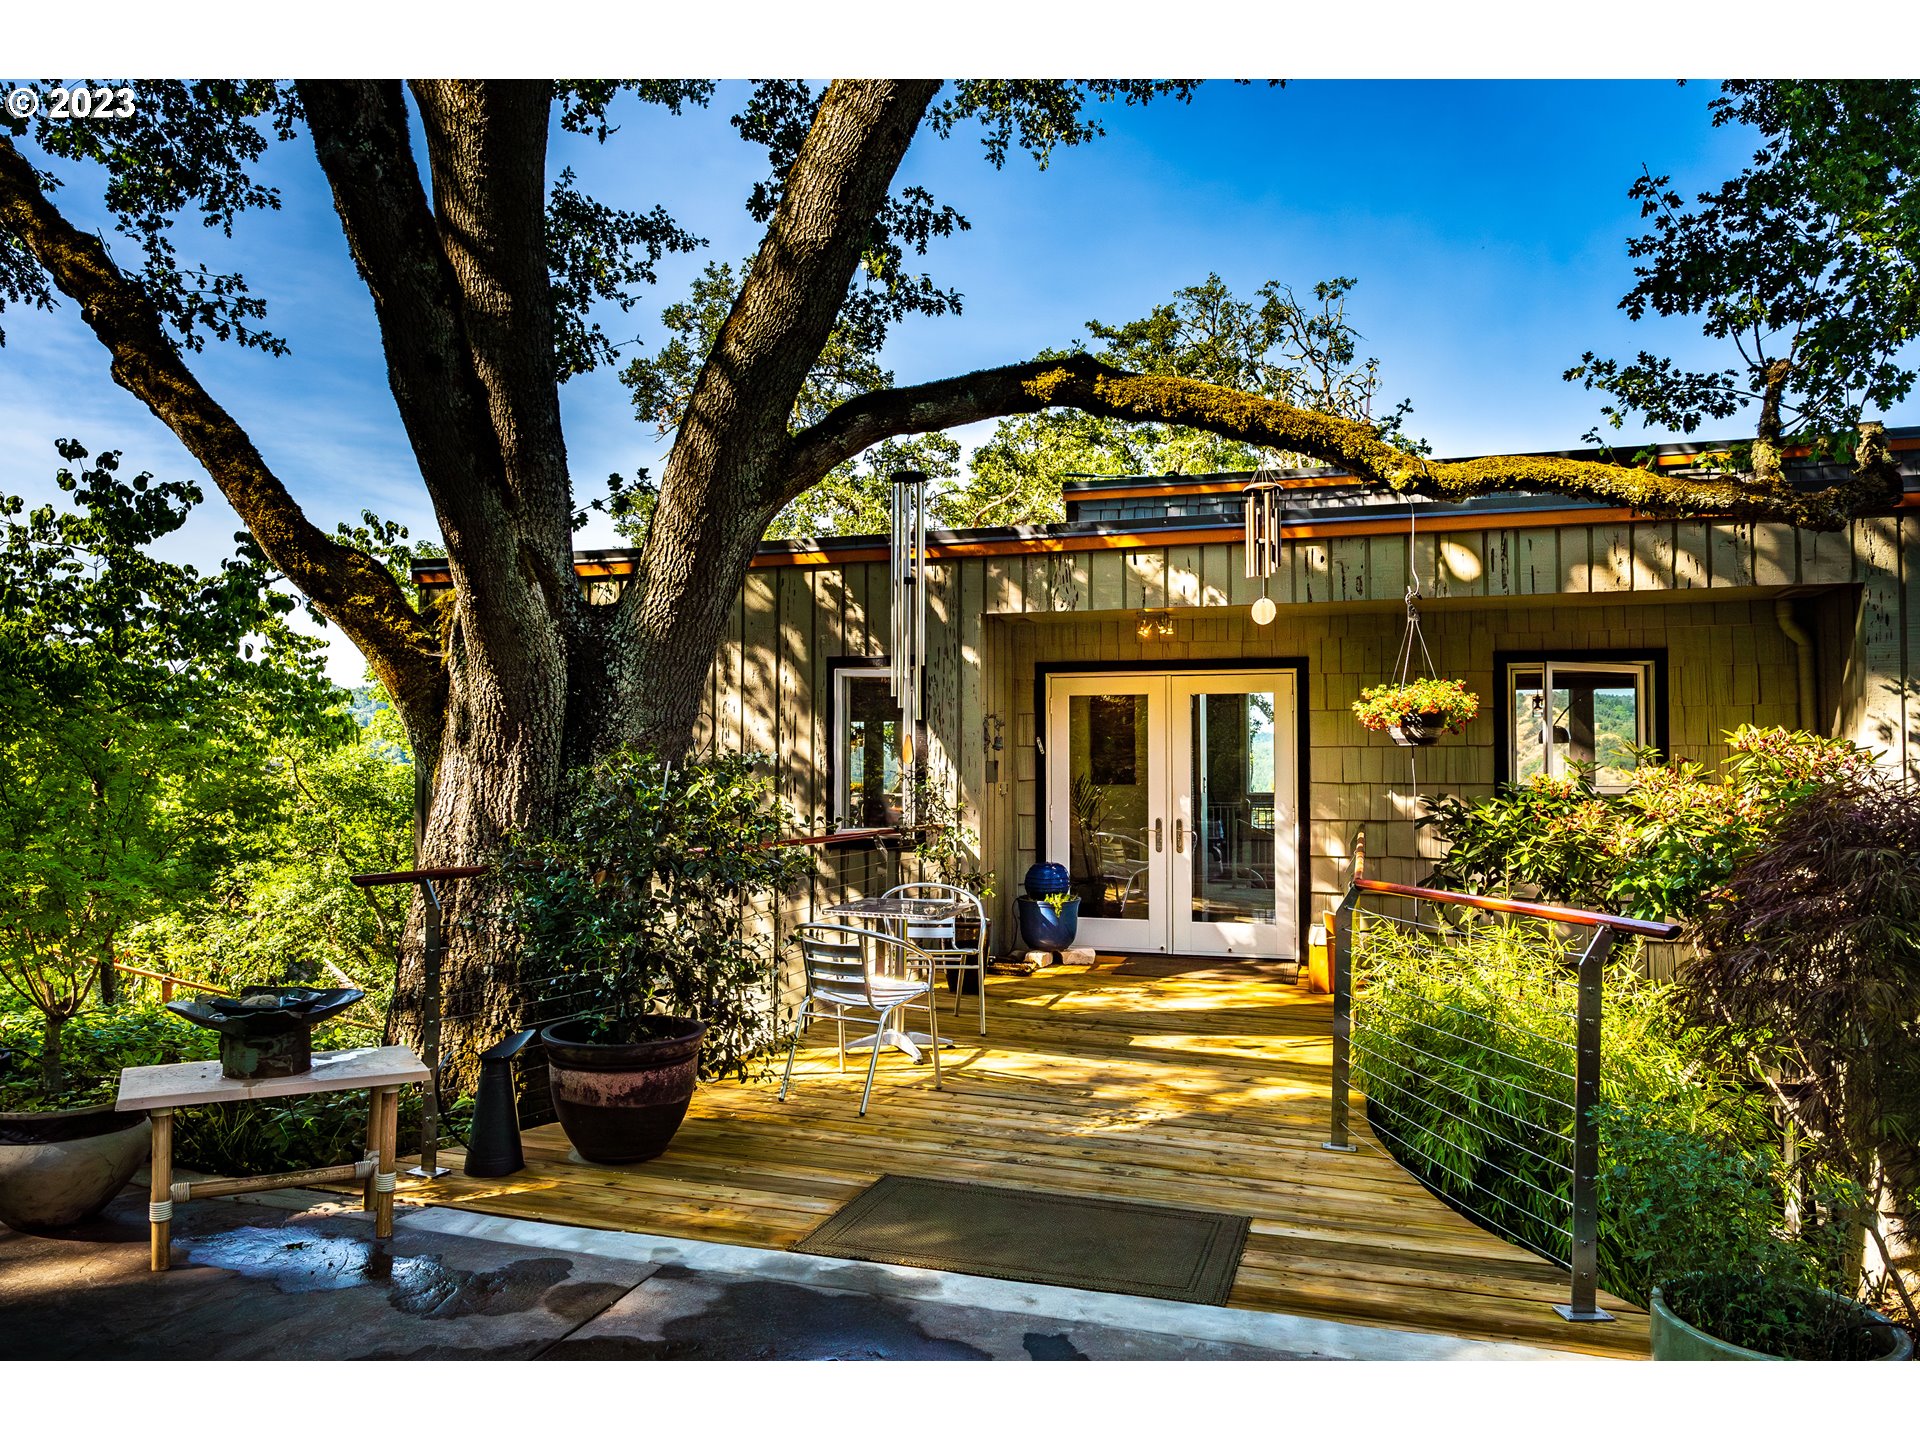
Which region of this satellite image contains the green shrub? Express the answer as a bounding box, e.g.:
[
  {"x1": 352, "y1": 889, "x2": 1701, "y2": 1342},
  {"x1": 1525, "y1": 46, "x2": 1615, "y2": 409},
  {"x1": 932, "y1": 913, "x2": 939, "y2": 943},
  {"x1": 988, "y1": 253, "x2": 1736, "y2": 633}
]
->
[
  {"x1": 1351, "y1": 913, "x2": 1782, "y2": 1298},
  {"x1": 1422, "y1": 726, "x2": 1872, "y2": 920},
  {"x1": 1594, "y1": 1099, "x2": 1861, "y2": 1307},
  {"x1": 500, "y1": 747, "x2": 811, "y2": 1081},
  {"x1": 0, "y1": 1004, "x2": 218, "y2": 1110}
]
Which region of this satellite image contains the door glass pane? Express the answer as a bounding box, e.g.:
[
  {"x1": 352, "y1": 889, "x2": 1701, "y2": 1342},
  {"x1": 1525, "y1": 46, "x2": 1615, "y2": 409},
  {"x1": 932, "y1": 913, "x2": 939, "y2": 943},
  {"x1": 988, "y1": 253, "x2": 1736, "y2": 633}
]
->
[
  {"x1": 1068, "y1": 693, "x2": 1151, "y2": 920},
  {"x1": 844, "y1": 675, "x2": 901, "y2": 826},
  {"x1": 1189, "y1": 691, "x2": 1277, "y2": 925},
  {"x1": 1512, "y1": 669, "x2": 1546, "y2": 781}
]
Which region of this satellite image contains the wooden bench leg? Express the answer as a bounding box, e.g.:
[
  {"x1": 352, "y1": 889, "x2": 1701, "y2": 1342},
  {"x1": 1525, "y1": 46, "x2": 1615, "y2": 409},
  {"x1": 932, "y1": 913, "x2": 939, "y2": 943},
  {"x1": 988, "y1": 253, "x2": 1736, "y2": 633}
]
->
[
  {"x1": 372, "y1": 1085, "x2": 399, "y2": 1239},
  {"x1": 149, "y1": 1108, "x2": 174, "y2": 1272}
]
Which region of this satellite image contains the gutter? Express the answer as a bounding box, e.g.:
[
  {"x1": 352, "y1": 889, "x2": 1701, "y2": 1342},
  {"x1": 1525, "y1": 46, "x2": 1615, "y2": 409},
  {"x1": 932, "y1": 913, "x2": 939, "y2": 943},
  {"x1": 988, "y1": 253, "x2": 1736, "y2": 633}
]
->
[{"x1": 1775, "y1": 599, "x2": 1819, "y2": 732}]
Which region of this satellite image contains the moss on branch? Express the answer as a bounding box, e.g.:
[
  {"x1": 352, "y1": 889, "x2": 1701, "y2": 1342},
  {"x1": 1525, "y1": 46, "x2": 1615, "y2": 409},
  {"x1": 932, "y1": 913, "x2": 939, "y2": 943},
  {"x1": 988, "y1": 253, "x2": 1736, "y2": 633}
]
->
[{"x1": 1013, "y1": 360, "x2": 1900, "y2": 531}]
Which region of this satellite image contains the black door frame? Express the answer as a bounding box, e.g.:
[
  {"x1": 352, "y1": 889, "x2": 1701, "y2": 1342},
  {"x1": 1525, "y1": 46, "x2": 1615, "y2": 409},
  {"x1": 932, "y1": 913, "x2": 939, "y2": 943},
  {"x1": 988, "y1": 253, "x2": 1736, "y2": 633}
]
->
[{"x1": 1034, "y1": 656, "x2": 1312, "y2": 958}]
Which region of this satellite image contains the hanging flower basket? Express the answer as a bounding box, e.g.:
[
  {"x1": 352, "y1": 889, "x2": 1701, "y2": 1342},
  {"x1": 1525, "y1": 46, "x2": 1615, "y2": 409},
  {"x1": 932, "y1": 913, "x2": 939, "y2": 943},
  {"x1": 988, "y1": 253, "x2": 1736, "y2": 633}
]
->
[{"x1": 1352, "y1": 678, "x2": 1480, "y2": 747}]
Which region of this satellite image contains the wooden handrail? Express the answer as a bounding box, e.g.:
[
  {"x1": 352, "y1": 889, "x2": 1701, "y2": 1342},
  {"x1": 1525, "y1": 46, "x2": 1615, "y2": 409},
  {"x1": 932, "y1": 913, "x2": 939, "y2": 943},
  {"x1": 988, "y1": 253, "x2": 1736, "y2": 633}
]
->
[
  {"x1": 1354, "y1": 877, "x2": 1682, "y2": 940},
  {"x1": 760, "y1": 826, "x2": 905, "y2": 849}
]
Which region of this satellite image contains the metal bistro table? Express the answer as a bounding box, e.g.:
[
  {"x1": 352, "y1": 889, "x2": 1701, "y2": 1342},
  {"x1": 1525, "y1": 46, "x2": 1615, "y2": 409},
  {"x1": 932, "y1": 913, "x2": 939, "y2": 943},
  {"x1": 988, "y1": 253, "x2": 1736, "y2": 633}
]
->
[
  {"x1": 816, "y1": 895, "x2": 968, "y2": 1056},
  {"x1": 115, "y1": 1045, "x2": 429, "y2": 1272}
]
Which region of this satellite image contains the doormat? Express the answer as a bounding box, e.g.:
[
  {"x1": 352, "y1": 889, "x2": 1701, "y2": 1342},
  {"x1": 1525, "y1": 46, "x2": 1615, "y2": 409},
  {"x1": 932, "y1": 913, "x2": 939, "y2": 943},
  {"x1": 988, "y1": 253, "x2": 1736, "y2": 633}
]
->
[{"x1": 793, "y1": 1174, "x2": 1251, "y2": 1306}]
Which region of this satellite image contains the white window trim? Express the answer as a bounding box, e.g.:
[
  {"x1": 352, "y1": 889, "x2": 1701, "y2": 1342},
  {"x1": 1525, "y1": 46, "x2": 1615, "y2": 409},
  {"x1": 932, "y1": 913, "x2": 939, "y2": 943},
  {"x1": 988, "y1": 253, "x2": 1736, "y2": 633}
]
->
[
  {"x1": 833, "y1": 664, "x2": 900, "y2": 827},
  {"x1": 1506, "y1": 659, "x2": 1653, "y2": 794}
]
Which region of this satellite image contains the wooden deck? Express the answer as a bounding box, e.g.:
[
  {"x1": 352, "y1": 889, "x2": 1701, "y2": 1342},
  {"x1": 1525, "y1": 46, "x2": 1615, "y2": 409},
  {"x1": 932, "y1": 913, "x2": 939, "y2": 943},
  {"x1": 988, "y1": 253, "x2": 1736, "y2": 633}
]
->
[{"x1": 396, "y1": 959, "x2": 1647, "y2": 1358}]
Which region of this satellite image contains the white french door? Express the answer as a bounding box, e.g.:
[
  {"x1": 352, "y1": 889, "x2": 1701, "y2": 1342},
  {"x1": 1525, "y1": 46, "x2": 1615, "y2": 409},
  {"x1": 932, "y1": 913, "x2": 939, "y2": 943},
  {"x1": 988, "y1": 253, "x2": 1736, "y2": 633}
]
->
[{"x1": 1043, "y1": 671, "x2": 1298, "y2": 959}]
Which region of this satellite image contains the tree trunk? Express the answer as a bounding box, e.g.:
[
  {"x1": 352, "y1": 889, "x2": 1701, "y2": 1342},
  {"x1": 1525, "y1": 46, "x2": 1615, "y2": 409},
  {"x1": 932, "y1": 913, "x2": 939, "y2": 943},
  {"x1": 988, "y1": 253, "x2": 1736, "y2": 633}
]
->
[{"x1": 39, "y1": 1012, "x2": 64, "y2": 1097}]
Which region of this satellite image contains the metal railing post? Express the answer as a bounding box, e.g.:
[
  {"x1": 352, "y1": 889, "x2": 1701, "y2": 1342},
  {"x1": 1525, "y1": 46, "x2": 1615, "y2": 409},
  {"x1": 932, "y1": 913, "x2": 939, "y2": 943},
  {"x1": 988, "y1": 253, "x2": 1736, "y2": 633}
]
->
[
  {"x1": 1555, "y1": 923, "x2": 1614, "y2": 1322},
  {"x1": 409, "y1": 877, "x2": 452, "y2": 1180},
  {"x1": 1323, "y1": 884, "x2": 1359, "y2": 1153}
]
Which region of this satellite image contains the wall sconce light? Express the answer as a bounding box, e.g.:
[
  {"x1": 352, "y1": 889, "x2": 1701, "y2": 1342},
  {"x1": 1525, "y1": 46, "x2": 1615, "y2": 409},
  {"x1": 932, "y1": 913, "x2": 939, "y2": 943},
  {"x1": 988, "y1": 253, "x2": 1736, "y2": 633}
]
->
[{"x1": 1136, "y1": 609, "x2": 1175, "y2": 641}]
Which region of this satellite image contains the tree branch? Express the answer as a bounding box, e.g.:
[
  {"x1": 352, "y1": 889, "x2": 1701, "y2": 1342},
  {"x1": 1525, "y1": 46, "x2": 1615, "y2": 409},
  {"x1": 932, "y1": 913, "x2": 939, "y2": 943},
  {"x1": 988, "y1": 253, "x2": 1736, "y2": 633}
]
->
[
  {"x1": 612, "y1": 80, "x2": 942, "y2": 751},
  {"x1": 674, "y1": 79, "x2": 943, "y2": 498},
  {"x1": 0, "y1": 133, "x2": 445, "y2": 722},
  {"x1": 301, "y1": 81, "x2": 574, "y2": 704},
  {"x1": 297, "y1": 84, "x2": 516, "y2": 555},
  {"x1": 782, "y1": 353, "x2": 1901, "y2": 529}
]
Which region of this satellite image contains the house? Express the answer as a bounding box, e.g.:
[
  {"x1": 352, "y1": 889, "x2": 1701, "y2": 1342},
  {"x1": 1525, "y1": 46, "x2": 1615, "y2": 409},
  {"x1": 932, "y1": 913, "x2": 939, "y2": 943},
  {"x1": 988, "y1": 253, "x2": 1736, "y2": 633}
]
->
[
  {"x1": 398, "y1": 434, "x2": 1920, "y2": 1352},
  {"x1": 415, "y1": 428, "x2": 1920, "y2": 968}
]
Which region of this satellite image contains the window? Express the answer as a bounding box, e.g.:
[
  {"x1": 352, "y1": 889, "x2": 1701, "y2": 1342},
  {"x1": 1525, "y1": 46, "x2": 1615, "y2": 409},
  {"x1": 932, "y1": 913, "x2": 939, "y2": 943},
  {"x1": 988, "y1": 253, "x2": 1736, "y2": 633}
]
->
[
  {"x1": 1506, "y1": 659, "x2": 1654, "y2": 793},
  {"x1": 833, "y1": 666, "x2": 903, "y2": 828}
]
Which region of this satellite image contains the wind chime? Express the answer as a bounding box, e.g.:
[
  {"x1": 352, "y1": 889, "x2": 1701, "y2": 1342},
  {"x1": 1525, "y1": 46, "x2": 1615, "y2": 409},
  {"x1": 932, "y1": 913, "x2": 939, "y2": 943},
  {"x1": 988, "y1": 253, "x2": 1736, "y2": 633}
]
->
[
  {"x1": 1242, "y1": 461, "x2": 1283, "y2": 627},
  {"x1": 888, "y1": 469, "x2": 929, "y2": 829}
]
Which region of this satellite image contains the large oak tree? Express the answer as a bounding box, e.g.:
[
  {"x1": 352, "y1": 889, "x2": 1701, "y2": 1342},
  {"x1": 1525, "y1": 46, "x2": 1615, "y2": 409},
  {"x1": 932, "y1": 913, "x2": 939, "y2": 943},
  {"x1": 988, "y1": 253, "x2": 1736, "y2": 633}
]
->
[{"x1": 1, "y1": 79, "x2": 1909, "y2": 1078}]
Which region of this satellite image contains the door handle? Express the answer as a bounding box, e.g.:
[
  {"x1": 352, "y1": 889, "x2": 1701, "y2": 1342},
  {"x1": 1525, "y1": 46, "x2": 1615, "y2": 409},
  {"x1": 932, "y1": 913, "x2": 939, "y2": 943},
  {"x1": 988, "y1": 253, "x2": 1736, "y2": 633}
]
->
[
  {"x1": 1154, "y1": 818, "x2": 1163, "y2": 853},
  {"x1": 1175, "y1": 818, "x2": 1185, "y2": 853}
]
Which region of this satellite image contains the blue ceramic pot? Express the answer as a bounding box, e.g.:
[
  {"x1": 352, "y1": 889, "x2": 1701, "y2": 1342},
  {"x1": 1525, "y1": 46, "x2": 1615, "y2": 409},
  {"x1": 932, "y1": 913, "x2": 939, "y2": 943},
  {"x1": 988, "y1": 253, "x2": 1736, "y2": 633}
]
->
[
  {"x1": 1017, "y1": 895, "x2": 1081, "y2": 952},
  {"x1": 1023, "y1": 861, "x2": 1071, "y2": 899}
]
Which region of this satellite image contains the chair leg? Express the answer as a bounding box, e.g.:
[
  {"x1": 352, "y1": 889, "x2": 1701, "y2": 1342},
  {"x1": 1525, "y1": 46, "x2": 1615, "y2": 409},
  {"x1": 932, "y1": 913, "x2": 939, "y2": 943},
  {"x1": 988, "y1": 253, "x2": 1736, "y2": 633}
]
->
[
  {"x1": 836, "y1": 1013, "x2": 846, "y2": 1072},
  {"x1": 974, "y1": 935, "x2": 987, "y2": 1035},
  {"x1": 779, "y1": 999, "x2": 809, "y2": 1102},
  {"x1": 928, "y1": 983, "x2": 942, "y2": 1091},
  {"x1": 858, "y1": 1004, "x2": 890, "y2": 1117}
]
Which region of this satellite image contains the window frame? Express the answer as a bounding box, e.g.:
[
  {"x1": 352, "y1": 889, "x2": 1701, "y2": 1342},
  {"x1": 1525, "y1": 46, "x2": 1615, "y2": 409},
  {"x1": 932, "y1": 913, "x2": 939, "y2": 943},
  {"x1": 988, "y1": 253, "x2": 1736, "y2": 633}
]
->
[
  {"x1": 1494, "y1": 649, "x2": 1667, "y2": 794},
  {"x1": 828, "y1": 658, "x2": 904, "y2": 830}
]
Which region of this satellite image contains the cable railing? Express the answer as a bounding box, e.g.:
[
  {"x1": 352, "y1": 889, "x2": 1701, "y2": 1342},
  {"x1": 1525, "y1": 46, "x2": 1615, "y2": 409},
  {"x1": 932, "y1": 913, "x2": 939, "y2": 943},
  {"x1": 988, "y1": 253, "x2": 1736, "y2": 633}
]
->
[{"x1": 1324, "y1": 873, "x2": 1679, "y2": 1323}]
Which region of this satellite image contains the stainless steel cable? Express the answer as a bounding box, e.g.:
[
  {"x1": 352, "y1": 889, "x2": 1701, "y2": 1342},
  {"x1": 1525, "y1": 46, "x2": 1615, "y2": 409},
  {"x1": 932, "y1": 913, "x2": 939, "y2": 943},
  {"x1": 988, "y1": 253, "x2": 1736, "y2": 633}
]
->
[
  {"x1": 1360, "y1": 1111, "x2": 1575, "y2": 1219},
  {"x1": 1415, "y1": 998, "x2": 1579, "y2": 1047},
  {"x1": 1345, "y1": 1027, "x2": 1575, "y2": 1111},
  {"x1": 1359, "y1": 1008, "x2": 1577, "y2": 1083},
  {"x1": 1349, "y1": 1038, "x2": 1576, "y2": 1149},
  {"x1": 1348, "y1": 1067, "x2": 1575, "y2": 1171}
]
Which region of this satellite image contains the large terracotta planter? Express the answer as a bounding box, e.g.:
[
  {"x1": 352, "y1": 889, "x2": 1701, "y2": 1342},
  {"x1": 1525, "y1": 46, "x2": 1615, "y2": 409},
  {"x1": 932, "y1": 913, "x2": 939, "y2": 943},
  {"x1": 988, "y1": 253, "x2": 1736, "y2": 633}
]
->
[
  {"x1": 0, "y1": 1103, "x2": 152, "y2": 1232},
  {"x1": 1649, "y1": 1283, "x2": 1913, "y2": 1361},
  {"x1": 541, "y1": 1016, "x2": 705, "y2": 1165}
]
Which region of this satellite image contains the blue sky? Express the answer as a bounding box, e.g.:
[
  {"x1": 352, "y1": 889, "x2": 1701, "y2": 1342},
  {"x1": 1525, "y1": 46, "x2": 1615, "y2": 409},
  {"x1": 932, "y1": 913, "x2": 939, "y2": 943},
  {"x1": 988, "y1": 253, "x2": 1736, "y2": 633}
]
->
[{"x1": 4, "y1": 78, "x2": 1904, "y2": 682}]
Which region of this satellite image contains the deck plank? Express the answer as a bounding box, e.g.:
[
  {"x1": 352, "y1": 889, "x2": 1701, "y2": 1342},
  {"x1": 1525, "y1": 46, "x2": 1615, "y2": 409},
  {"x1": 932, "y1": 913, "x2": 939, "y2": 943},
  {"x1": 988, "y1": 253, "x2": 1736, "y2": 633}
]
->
[{"x1": 389, "y1": 961, "x2": 1648, "y2": 1358}]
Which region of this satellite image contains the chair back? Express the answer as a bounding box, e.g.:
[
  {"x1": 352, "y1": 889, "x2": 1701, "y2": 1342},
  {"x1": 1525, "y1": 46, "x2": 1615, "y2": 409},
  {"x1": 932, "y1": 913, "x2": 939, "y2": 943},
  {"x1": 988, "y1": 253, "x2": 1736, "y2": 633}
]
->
[
  {"x1": 883, "y1": 882, "x2": 984, "y2": 947},
  {"x1": 792, "y1": 924, "x2": 928, "y2": 1009}
]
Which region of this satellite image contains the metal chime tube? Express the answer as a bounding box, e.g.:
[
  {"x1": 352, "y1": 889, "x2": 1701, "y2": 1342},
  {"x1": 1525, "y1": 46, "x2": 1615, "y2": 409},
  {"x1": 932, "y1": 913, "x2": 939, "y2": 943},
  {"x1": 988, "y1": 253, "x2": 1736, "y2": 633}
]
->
[
  {"x1": 890, "y1": 471, "x2": 928, "y2": 828},
  {"x1": 1243, "y1": 480, "x2": 1281, "y2": 579}
]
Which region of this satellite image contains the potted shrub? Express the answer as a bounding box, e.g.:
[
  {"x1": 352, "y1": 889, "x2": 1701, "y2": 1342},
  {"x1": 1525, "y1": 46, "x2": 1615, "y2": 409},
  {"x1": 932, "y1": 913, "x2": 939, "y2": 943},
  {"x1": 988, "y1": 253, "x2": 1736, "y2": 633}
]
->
[
  {"x1": 1352, "y1": 677, "x2": 1480, "y2": 747},
  {"x1": 502, "y1": 748, "x2": 810, "y2": 1166},
  {"x1": 1017, "y1": 891, "x2": 1081, "y2": 954},
  {"x1": 0, "y1": 902, "x2": 151, "y2": 1231},
  {"x1": 1649, "y1": 1271, "x2": 1911, "y2": 1361}
]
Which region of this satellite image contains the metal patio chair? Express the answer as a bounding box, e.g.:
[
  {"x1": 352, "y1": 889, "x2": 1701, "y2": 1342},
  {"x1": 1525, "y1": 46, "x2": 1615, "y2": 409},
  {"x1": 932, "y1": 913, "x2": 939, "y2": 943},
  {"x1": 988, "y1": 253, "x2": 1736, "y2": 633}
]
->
[
  {"x1": 883, "y1": 881, "x2": 989, "y2": 1035},
  {"x1": 1094, "y1": 830, "x2": 1152, "y2": 916},
  {"x1": 779, "y1": 923, "x2": 942, "y2": 1116}
]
